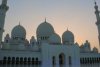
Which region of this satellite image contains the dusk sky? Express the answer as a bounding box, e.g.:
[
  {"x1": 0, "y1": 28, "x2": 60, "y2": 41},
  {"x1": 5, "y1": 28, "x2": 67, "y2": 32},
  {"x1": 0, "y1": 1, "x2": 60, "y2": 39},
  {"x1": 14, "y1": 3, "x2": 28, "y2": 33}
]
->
[{"x1": 0, "y1": 0, "x2": 100, "y2": 49}]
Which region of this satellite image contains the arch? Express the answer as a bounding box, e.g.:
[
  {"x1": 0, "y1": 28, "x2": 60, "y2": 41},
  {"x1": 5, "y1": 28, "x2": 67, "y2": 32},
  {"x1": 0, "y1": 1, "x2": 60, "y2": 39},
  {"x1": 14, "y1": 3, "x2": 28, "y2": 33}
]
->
[
  {"x1": 24, "y1": 57, "x2": 27, "y2": 64},
  {"x1": 80, "y1": 58, "x2": 82, "y2": 64},
  {"x1": 82, "y1": 58, "x2": 84, "y2": 64},
  {"x1": 7, "y1": 57, "x2": 11, "y2": 64},
  {"x1": 52, "y1": 56, "x2": 56, "y2": 66},
  {"x1": 59, "y1": 53, "x2": 65, "y2": 66},
  {"x1": 3, "y1": 56, "x2": 7, "y2": 64},
  {"x1": 84, "y1": 57, "x2": 87, "y2": 64},
  {"x1": 90, "y1": 57, "x2": 92, "y2": 64},
  {"x1": 32, "y1": 57, "x2": 34, "y2": 64},
  {"x1": 12, "y1": 57, "x2": 15, "y2": 64},
  {"x1": 92, "y1": 57, "x2": 94, "y2": 64},
  {"x1": 94, "y1": 57, "x2": 96, "y2": 63},
  {"x1": 99, "y1": 57, "x2": 100, "y2": 63},
  {"x1": 28, "y1": 57, "x2": 31, "y2": 64},
  {"x1": 96, "y1": 58, "x2": 98, "y2": 63},
  {"x1": 20, "y1": 57, "x2": 23, "y2": 64},
  {"x1": 87, "y1": 58, "x2": 89, "y2": 64},
  {"x1": 16, "y1": 57, "x2": 19, "y2": 64},
  {"x1": 97, "y1": 57, "x2": 99, "y2": 63},
  {"x1": 36, "y1": 57, "x2": 38, "y2": 65},
  {"x1": 4, "y1": 56, "x2": 7, "y2": 60},
  {"x1": 68, "y1": 56, "x2": 72, "y2": 67}
]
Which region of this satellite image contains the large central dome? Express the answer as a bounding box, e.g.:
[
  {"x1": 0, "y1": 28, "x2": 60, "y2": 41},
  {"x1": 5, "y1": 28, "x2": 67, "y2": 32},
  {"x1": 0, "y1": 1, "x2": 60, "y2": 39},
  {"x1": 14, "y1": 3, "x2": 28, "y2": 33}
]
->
[
  {"x1": 36, "y1": 20, "x2": 55, "y2": 38},
  {"x1": 11, "y1": 24, "x2": 26, "y2": 40},
  {"x1": 62, "y1": 29, "x2": 74, "y2": 44}
]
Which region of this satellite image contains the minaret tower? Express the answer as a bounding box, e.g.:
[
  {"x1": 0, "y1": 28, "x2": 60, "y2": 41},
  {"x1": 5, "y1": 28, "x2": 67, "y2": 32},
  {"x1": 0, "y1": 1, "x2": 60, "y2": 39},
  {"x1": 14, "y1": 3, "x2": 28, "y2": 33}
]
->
[
  {"x1": 95, "y1": 1, "x2": 100, "y2": 48},
  {"x1": 0, "y1": 0, "x2": 9, "y2": 42}
]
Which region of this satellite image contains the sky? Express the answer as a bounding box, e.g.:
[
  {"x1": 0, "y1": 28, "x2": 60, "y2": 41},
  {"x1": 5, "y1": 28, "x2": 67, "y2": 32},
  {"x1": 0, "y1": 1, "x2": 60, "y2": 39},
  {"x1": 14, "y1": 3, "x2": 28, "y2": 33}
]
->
[{"x1": 0, "y1": 0, "x2": 100, "y2": 49}]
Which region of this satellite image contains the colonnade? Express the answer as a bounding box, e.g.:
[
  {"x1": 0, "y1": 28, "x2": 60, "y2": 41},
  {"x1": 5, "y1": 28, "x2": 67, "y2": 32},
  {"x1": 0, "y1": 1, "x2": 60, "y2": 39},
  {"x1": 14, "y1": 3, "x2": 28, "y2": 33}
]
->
[{"x1": 0, "y1": 56, "x2": 41, "y2": 65}]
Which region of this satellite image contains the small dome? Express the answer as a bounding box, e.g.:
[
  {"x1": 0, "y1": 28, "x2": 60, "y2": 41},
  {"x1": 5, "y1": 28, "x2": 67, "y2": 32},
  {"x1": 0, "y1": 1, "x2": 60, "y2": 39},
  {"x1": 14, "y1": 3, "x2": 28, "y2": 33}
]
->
[
  {"x1": 5, "y1": 34, "x2": 10, "y2": 40},
  {"x1": 30, "y1": 36, "x2": 36, "y2": 44},
  {"x1": 36, "y1": 20, "x2": 54, "y2": 37},
  {"x1": 84, "y1": 40, "x2": 91, "y2": 48},
  {"x1": 62, "y1": 29, "x2": 74, "y2": 44},
  {"x1": 93, "y1": 47, "x2": 98, "y2": 53},
  {"x1": 75, "y1": 42, "x2": 79, "y2": 47},
  {"x1": 11, "y1": 24, "x2": 26, "y2": 39},
  {"x1": 4, "y1": 34, "x2": 10, "y2": 43},
  {"x1": 49, "y1": 33, "x2": 61, "y2": 44}
]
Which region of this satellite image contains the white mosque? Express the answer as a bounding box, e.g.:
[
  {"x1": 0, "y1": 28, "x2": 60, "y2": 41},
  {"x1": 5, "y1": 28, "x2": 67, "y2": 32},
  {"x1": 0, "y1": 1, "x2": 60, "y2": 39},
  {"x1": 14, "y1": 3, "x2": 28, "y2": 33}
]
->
[{"x1": 0, "y1": 0, "x2": 100, "y2": 67}]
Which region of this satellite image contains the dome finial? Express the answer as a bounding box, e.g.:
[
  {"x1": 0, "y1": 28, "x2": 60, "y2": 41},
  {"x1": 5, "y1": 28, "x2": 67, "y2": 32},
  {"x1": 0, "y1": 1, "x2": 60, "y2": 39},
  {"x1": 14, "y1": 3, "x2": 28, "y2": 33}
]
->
[
  {"x1": 19, "y1": 22, "x2": 21, "y2": 25},
  {"x1": 45, "y1": 18, "x2": 47, "y2": 22},
  {"x1": 67, "y1": 27, "x2": 69, "y2": 31},
  {"x1": 94, "y1": 0, "x2": 97, "y2": 5},
  {"x1": 67, "y1": 27, "x2": 68, "y2": 31},
  {"x1": 2, "y1": 0, "x2": 7, "y2": 5}
]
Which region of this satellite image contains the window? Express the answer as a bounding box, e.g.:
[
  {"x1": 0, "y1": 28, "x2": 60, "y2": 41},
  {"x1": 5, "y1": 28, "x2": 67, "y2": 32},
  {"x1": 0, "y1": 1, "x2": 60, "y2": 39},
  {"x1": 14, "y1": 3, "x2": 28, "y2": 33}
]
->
[
  {"x1": 36, "y1": 58, "x2": 38, "y2": 65},
  {"x1": 20, "y1": 57, "x2": 23, "y2": 64},
  {"x1": 12, "y1": 57, "x2": 15, "y2": 64},
  {"x1": 52, "y1": 56, "x2": 56, "y2": 66},
  {"x1": 28, "y1": 57, "x2": 31, "y2": 64},
  {"x1": 32, "y1": 58, "x2": 34, "y2": 64},
  {"x1": 3, "y1": 57, "x2": 7, "y2": 64},
  {"x1": 59, "y1": 53, "x2": 65, "y2": 66},
  {"x1": 69, "y1": 56, "x2": 71, "y2": 65},
  {"x1": 7, "y1": 57, "x2": 11, "y2": 64},
  {"x1": 24, "y1": 57, "x2": 27, "y2": 64},
  {"x1": 16, "y1": 57, "x2": 19, "y2": 64}
]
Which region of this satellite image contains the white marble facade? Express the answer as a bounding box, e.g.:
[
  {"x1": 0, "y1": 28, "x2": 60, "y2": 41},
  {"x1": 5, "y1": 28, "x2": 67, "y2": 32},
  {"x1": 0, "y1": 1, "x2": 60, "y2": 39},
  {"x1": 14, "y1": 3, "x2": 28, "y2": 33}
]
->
[{"x1": 0, "y1": 0, "x2": 100, "y2": 67}]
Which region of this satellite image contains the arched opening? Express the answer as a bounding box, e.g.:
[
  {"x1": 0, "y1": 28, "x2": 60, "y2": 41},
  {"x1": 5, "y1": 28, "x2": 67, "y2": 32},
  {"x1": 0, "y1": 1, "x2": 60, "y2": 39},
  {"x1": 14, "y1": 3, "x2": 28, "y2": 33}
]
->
[
  {"x1": 90, "y1": 58, "x2": 92, "y2": 64},
  {"x1": 92, "y1": 58, "x2": 94, "y2": 64},
  {"x1": 85, "y1": 58, "x2": 87, "y2": 64},
  {"x1": 82, "y1": 58, "x2": 84, "y2": 64},
  {"x1": 16, "y1": 57, "x2": 19, "y2": 64},
  {"x1": 12, "y1": 57, "x2": 15, "y2": 64},
  {"x1": 3, "y1": 57, "x2": 7, "y2": 64},
  {"x1": 97, "y1": 57, "x2": 99, "y2": 63},
  {"x1": 24, "y1": 57, "x2": 27, "y2": 64},
  {"x1": 59, "y1": 53, "x2": 65, "y2": 67},
  {"x1": 87, "y1": 58, "x2": 89, "y2": 64},
  {"x1": 52, "y1": 56, "x2": 56, "y2": 67},
  {"x1": 36, "y1": 58, "x2": 38, "y2": 65},
  {"x1": 28, "y1": 57, "x2": 31, "y2": 64},
  {"x1": 20, "y1": 57, "x2": 23, "y2": 64},
  {"x1": 7, "y1": 57, "x2": 11, "y2": 64},
  {"x1": 69, "y1": 56, "x2": 72, "y2": 66},
  {"x1": 32, "y1": 58, "x2": 34, "y2": 64},
  {"x1": 94, "y1": 57, "x2": 96, "y2": 63},
  {"x1": 99, "y1": 57, "x2": 100, "y2": 63}
]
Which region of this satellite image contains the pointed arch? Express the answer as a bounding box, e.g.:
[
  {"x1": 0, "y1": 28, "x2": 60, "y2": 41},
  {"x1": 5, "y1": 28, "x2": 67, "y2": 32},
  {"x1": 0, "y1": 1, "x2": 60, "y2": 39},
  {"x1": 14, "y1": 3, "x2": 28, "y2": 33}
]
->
[
  {"x1": 59, "y1": 53, "x2": 66, "y2": 66},
  {"x1": 52, "y1": 56, "x2": 56, "y2": 67}
]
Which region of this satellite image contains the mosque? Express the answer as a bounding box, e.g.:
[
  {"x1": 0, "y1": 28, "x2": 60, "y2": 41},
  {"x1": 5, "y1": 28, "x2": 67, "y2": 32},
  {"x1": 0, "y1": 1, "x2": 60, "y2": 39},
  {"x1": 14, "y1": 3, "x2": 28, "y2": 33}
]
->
[{"x1": 0, "y1": 0, "x2": 100, "y2": 67}]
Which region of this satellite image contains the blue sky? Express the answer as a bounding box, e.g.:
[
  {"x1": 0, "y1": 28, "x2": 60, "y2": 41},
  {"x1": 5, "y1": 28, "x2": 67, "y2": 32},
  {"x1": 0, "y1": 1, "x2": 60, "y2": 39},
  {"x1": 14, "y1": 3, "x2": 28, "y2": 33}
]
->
[{"x1": 0, "y1": 0, "x2": 100, "y2": 49}]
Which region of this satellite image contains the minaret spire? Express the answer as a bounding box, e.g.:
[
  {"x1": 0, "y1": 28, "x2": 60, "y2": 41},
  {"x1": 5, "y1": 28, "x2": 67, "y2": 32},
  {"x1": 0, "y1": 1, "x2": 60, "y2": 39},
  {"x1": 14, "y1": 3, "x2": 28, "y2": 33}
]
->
[
  {"x1": 45, "y1": 18, "x2": 47, "y2": 22},
  {"x1": 2, "y1": 0, "x2": 7, "y2": 5},
  {"x1": 0, "y1": 0, "x2": 9, "y2": 42},
  {"x1": 19, "y1": 21, "x2": 21, "y2": 25},
  {"x1": 94, "y1": 0, "x2": 100, "y2": 22},
  {"x1": 94, "y1": 0, "x2": 100, "y2": 51}
]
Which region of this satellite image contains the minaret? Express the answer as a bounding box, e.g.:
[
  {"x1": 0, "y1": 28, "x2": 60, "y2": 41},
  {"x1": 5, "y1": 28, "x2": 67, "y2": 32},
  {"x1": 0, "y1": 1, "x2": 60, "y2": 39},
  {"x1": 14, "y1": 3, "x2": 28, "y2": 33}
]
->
[
  {"x1": 0, "y1": 0, "x2": 9, "y2": 42},
  {"x1": 95, "y1": 1, "x2": 100, "y2": 48}
]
